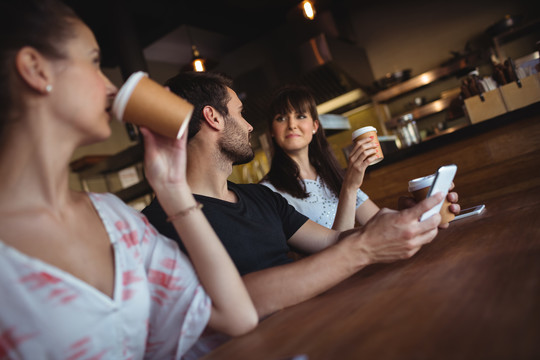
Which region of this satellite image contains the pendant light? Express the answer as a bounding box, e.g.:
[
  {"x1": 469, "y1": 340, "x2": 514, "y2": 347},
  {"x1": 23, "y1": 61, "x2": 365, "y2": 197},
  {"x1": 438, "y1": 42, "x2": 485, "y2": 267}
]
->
[
  {"x1": 301, "y1": 0, "x2": 316, "y2": 20},
  {"x1": 191, "y1": 45, "x2": 205, "y2": 72},
  {"x1": 187, "y1": 26, "x2": 206, "y2": 72}
]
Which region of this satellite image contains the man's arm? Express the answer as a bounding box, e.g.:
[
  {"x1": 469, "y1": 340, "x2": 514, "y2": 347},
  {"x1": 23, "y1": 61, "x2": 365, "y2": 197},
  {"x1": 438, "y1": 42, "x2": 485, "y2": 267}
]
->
[
  {"x1": 242, "y1": 234, "x2": 357, "y2": 318},
  {"x1": 243, "y1": 194, "x2": 443, "y2": 318}
]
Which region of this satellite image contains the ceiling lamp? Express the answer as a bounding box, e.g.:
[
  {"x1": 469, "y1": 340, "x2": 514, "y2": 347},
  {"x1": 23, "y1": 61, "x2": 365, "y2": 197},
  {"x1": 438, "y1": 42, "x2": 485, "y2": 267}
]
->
[
  {"x1": 186, "y1": 26, "x2": 206, "y2": 72},
  {"x1": 302, "y1": 0, "x2": 316, "y2": 20},
  {"x1": 191, "y1": 45, "x2": 205, "y2": 72}
]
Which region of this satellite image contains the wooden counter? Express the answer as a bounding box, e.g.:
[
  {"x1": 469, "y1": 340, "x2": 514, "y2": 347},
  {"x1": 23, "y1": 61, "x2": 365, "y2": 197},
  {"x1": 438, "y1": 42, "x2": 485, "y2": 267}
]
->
[{"x1": 203, "y1": 184, "x2": 540, "y2": 359}]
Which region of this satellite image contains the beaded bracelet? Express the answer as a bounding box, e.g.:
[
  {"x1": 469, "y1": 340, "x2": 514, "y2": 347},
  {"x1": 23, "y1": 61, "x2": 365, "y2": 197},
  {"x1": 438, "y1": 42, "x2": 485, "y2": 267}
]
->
[{"x1": 166, "y1": 202, "x2": 204, "y2": 222}]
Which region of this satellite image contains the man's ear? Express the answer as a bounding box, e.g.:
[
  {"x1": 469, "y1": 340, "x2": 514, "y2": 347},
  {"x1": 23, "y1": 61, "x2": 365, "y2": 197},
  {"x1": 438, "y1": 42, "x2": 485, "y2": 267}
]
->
[
  {"x1": 202, "y1": 105, "x2": 224, "y2": 131},
  {"x1": 15, "y1": 46, "x2": 52, "y2": 94}
]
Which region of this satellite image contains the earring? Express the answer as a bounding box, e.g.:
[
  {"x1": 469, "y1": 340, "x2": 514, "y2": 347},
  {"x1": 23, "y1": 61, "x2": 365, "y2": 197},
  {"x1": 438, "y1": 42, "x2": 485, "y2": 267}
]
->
[
  {"x1": 45, "y1": 84, "x2": 53, "y2": 93},
  {"x1": 312, "y1": 130, "x2": 316, "y2": 134}
]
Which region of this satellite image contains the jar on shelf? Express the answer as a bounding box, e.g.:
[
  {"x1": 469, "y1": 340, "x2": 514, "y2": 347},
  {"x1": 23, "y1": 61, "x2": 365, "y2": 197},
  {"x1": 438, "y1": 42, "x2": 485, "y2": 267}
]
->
[{"x1": 396, "y1": 114, "x2": 421, "y2": 148}]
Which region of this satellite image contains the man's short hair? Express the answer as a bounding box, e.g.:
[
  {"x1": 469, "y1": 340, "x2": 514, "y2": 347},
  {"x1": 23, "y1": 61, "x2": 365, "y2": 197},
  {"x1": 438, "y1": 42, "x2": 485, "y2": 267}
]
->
[{"x1": 165, "y1": 71, "x2": 233, "y2": 139}]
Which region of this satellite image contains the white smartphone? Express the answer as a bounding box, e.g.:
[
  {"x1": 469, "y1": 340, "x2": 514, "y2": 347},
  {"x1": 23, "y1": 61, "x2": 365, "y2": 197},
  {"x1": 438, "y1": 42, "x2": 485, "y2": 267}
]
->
[
  {"x1": 420, "y1": 164, "x2": 458, "y2": 222},
  {"x1": 451, "y1": 204, "x2": 485, "y2": 221}
]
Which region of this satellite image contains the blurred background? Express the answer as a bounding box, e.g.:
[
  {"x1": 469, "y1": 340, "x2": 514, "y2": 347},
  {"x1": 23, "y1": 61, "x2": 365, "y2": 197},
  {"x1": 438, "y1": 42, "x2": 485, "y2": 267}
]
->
[{"x1": 65, "y1": 0, "x2": 539, "y2": 209}]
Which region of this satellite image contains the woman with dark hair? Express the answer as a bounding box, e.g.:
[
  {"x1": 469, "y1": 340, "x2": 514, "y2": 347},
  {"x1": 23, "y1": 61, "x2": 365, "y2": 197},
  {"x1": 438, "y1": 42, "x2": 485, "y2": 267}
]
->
[
  {"x1": 0, "y1": 0, "x2": 256, "y2": 358},
  {"x1": 260, "y1": 85, "x2": 380, "y2": 230}
]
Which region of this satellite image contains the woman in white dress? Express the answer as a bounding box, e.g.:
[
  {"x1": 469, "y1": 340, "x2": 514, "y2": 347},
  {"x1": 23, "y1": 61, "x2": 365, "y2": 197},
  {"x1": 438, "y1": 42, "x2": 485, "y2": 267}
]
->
[
  {"x1": 260, "y1": 85, "x2": 381, "y2": 230},
  {"x1": 0, "y1": 0, "x2": 257, "y2": 358},
  {"x1": 261, "y1": 85, "x2": 460, "y2": 231}
]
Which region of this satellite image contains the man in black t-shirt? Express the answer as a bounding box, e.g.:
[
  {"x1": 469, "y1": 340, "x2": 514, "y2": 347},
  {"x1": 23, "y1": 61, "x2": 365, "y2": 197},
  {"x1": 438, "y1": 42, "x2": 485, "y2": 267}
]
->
[
  {"x1": 144, "y1": 181, "x2": 308, "y2": 275},
  {"x1": 142, "y1": 71, "x2": 445, "y2": 320}
]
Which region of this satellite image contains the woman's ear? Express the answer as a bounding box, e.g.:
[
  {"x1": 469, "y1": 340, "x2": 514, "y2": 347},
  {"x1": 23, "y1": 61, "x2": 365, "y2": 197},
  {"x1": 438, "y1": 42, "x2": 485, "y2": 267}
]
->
[
  {"x1": 201, "y1": 105, "x2": 224, "y2": 131},
  {"x1": 15, "y1": 46, "x2": 52, "y2": 94},
  {"x1": 313, "y1": 119, "x2": 320, "y2": 134}
]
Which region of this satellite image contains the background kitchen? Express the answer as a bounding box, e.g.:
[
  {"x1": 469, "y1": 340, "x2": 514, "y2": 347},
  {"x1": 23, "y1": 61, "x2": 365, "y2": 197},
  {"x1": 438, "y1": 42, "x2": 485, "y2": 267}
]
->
[{"x1": 67, "y1": 0, "x2": 538, "y2": 210}]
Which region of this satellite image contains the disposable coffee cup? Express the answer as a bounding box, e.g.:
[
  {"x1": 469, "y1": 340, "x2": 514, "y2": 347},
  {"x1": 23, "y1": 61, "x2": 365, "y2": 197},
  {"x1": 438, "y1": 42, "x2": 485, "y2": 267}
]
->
[
  {"x1": 351, "y1": 126, "x2": 384, "y2": 165},
  {"x1": 408, "y1": 174, "x2": 455, "y2": 224},
  {"x1": 112, "y1": 71, "x2": 194, "y2": 139}
]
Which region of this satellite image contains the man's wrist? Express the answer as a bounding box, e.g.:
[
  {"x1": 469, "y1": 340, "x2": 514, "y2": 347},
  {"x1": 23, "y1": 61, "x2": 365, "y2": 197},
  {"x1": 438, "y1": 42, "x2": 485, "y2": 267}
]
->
[{"x1": 336, "y1": 228, "x2": 371, "y2": 271}]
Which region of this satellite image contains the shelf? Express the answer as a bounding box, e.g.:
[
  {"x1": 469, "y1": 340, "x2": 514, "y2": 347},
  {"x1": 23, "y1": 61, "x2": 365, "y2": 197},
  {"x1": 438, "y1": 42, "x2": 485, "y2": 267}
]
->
[
  {"x1": 73, "y1": 143, "x2": 144, "y2": 178},
  {"x1": 70, "y1": 142, "x2": 151, "y2": 204},
  {"x1": 422, "y1": 123, "x2": 468, "y2": 142},
  {"x1": 492, "y1": 18, "x2": 540, "y2": 46},
  {"x1": 372, "y1": 59, "x2": 473, "y2": 103},
  {"x1": 492, "y1": 18, "x2": 540, "y2": 63},
  {"x1": 69, "y1": 155, "x2": 110, "y2": 172},
  {"x1": 115, "y1": 179, "x2": 152, "y2": 203},
  {"x1": 385, "y1": 96, "x2": 456, "y2": 129}
]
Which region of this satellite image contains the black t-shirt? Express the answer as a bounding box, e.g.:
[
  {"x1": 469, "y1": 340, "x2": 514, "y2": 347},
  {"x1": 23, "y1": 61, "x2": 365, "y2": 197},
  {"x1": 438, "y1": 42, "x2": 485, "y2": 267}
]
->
[{"x1": 142, "y1": 181, "x2": 309, "y2": 275}]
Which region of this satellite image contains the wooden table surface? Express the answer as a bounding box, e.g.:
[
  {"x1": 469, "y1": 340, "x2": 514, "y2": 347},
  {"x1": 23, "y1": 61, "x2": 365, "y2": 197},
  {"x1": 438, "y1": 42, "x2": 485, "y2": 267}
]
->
[{"x1": 204, "y1": 184, "x2": 540, "y2": 360}]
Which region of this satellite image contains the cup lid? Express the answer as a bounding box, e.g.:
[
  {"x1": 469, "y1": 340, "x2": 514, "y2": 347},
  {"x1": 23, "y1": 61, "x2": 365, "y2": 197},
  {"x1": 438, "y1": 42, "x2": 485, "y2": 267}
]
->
[
  {"x1": 112, "y1": 71, "x2": 148, "y2": 121},
  {"x1": 352, "y1": 126, "x2": 377, "y2": 141},
  {"x1": 408, "y1": 174, "x2": 435, "y2": 192}
]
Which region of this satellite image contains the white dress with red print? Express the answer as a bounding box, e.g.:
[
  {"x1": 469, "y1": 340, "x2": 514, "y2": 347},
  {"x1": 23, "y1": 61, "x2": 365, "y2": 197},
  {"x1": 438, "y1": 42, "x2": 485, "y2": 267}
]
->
[{"x1": 0, "y1": 192, "x2": 211, "y2": 360}]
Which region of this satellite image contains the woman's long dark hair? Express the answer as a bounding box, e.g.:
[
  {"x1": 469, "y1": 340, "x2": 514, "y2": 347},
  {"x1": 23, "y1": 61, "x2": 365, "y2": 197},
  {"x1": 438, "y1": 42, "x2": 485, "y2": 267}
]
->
[{"x1": 262, "y1": 85, "x2": 345, "y2": 199}]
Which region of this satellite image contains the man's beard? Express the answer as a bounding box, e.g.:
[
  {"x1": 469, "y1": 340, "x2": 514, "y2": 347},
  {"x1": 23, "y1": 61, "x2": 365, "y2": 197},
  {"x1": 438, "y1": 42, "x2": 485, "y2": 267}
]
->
[{"x1": 219, "y1": 115, "x2": 255, "y2": 165}]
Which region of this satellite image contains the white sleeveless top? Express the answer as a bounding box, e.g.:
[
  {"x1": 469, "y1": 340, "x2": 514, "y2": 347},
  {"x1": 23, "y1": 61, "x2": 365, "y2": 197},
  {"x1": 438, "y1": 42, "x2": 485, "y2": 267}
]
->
[{"x1": 261, "y1": 177, "x2": 368, "y2": 228}]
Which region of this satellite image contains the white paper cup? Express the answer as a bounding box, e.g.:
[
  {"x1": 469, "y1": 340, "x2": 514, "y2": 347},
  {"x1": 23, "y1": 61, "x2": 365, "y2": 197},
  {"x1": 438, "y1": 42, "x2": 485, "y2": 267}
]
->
[
  {"x1": 112, "y1": 71, "x2": 194, "y2": 139},
  {"x1": 408, "y1": 174, "x2": 455, "y2": 224},
  {"x1": 408, "y1": 174, "x2": 436, "y2": 193},
  {"x1": 351, "y1": 126, "x2": 383, "y2": 165}
]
